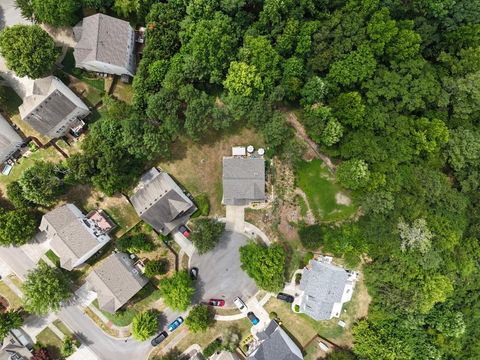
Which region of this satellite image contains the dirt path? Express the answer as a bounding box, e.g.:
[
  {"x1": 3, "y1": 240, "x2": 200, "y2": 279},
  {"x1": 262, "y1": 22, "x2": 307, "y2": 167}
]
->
[{"x1": 286, "y1": 112, "x2": 336, "y2": 174}]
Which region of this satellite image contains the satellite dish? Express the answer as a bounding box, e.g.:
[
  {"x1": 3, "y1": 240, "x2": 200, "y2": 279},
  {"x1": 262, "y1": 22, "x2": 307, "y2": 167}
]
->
[{"x1": 247, "y1": 145, "x2": 254, "y2": 153}]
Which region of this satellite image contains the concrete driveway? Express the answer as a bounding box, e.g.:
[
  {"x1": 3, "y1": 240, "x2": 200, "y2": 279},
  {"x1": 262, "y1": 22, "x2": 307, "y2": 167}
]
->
[{"x1": 190, "y1": 231, "x2": 257, "y2": 307}]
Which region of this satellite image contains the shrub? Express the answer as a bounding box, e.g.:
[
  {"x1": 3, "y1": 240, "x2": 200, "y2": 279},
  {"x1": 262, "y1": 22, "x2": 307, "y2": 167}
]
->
[
  {"x1": 303, "y1": 251, "x2": 314, "y2": 266},
  {"x1": 202, "y1": 338, "x2": 222, "y2": 358},
  {"x1": 185, "y1": 304, "x2": 214, "y2": 333},
  {"x1": 298, "y1": 225, "x2": 322, "y2": 250},
  {"x1": 193, "y1": 194, "x2": 210, "y2": 217},
  {"x1": 190, "y1": 218, "x2": 225, "y2": 254},
  {"x1": 132, "y1": 310, "x2": 158, "y2": 341},
  {"x1": 61, "y1": 336, "x2": 78, "y2": 357},
  {"x1": 295, "y1": 273, "x2": 302, "y2": 284},
  {"x1": 144, "y1": 259, "x2": 169, "y2": 277},
  {"x1": 269, "y1": 311, "x2": 278, "y2": 319},
  {"x1": 72, "y1": 68, "x2": 82, "y2": 76},
  {"x1": 294, "y1": 304, "x2": 300, "y2": 312},
  {"x1": 117, "y1": 233, "x2": 154, "y2": 253}
]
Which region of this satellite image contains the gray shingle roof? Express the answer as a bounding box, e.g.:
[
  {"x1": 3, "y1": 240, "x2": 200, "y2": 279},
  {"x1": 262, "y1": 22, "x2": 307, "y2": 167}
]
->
[
  {"x1": 0, "y1": 114, "x2": 22, "y2": 163},
  {"x1": 248, "y1": 321, "x2": 303, "y2": 360},
  {"x1": 299, "y1": 260, "x2": 349, "y2": 320},
  {"x1": 19, "y1": 76, "x2": 89, "y2": 138},
  {"x1": 223, "y1": 157, "x2": 265, "y2": 205},
  {"x1": 42, "y1": 204, "x2": 108, "y2": 271},
  {"x1": 130, "y1": 168, "x2": 196, "y2": 235},
  {"x1": 86, "y1": 252, "x2": 148, "y2": 313},
  {"x1": 74, "y1": 14, "x2": 135, "y2": 73}
]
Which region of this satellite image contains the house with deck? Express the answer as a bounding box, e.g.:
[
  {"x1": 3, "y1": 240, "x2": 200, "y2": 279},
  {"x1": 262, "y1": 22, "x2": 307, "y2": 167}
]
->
[
  {"x1": 223, "y1": 147, "x2": 266, "y2": 206},
  {"x1": 0, "y1": 114, "x2": 23, "y2": 164},
  {"x1": 73, "y1": 13, "x2": 136, "y2": 77},
  {"x1": 298, "y1": 257, "x2": 358, "y2": 320},
  {"x1": 130, "y1": 168, "x2": 197, "y2": 236},
  {"x1": 39, "y1": 204, "x2": 111, "y2": 270},
  {"x1": 247, "y1": 320, "x2": 303, "y2": 360},
  {"x1": 19, "y1": 76, "x2": 90, "y2": 139},
  {"x1": 86, "y1": 252, "x2": 148, "y2": 313}
]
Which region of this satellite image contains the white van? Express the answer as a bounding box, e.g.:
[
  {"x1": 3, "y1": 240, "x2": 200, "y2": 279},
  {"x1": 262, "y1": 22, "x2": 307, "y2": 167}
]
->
[{"x1": 233, "y1": 297, "x2": 247, "y2": 312}]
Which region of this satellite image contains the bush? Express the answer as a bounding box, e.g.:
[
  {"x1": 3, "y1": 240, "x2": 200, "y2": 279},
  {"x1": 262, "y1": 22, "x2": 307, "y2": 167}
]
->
[
  {"x1": 202, "y1": 338, "x2": 222, "y2": 358},
  {"x1": 298, "y1": 225, "x2": 322, "y2": 250},
  {"x1": 295, "y1": 273, "x2": 302, "y2": 284},
  {"x1": 72, "y1": 68, "x2": 82, "y2": 76},
  {"x1": 117, "y1": 233, "x2": 155, "y2": 253},
  {"x1": 190, "y1": 218, "x2": 225, "y2": 254},
  {"x1": 61, "y1": 336, "x2": 78, "y2": 357},
  {"x1": 193, "y1": 194, "x2": 210, "y2": 217},
  {"x1": 269, "y1": 311, "x2": 278, "y2": 319},
  {"x1": 185, "y1": 304, "x2": 214, "y2": 333},
  {"x1": 303, "y1": 251, "x2": 314, "y2": 266},
  {"x1": 294, "y1": 304, "x2": 300, "y2": 312},
  {"x1": 132, "y1": 310, "x2": 158, "y2": 341},
  {"x1": 144, "y1": 259, "x2": 169, "y2": 277}
]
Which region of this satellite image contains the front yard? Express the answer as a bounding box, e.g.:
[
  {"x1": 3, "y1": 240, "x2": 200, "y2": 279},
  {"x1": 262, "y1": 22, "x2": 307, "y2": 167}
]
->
[
  {"x1": 0, "y1": 281, "x2": 22, "y2": 309},
  {"x1": 36, "y1": 327, "x2": 63, "y2": 360}
]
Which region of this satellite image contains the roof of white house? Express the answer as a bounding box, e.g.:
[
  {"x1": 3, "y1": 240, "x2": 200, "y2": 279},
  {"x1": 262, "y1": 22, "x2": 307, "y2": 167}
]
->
[
  {"x1": 74, "y1": 13, "x2": 134, "y2": 70},
  {"x1": 223, "y1": 157, "x2": 265, "y2": 205},
  {"x1": 43, "y1": 204, "x2": 110, "y2": 270},
  {"x1": 299, "y1": 259, "x2": 352, "y2": 320},
  {"x1": 0, "y1": 114, "x2": 22, "y2": 163},
  {"x1": 18, "y1": 76, "x2": 89, "y2": 136},
  {"x1": 86, "y1": 252, "x2": 148, "y2": 313}
]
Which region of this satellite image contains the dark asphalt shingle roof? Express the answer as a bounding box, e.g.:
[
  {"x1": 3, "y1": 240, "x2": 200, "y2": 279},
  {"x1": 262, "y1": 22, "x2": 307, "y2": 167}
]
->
[
  {"x1": 300, "y1": 260, "x2": 349, "y2": 320},
  {"x1": 223, "y1": 157, "x2": 265, "y2": 205},
  {"x1": 130, "y1": 168, "x2": 196, "y2": 235},
  {"x1": 248, "y1": 321, "x2": 303, "y2": 360}
]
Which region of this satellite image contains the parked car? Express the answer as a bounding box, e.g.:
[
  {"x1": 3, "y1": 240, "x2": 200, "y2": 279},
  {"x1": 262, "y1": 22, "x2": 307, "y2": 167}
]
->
[
  {"x1": 150, "y1": 331, "x2": 168, "y2": 346},
  {"x1": 208, "y1": 299, "x2": 225, "y2": 307},
  {"x1": 233, "y1": 297, "x2": 247, "y2": 312},
  {"x1": 247, "y1": 312, "x2": 260, "y2": 325},
  {"x1": 179, "y1": 225, "x2": 190, "y2": 237},
  {"x1": 190, "y1": 267, "x2": 198, "y2": 280},
  {"x1": 277, "y1": 292, "x2": 295, "y2": 303},
  {"x1": 167, "y1": 317, "x2": 184, "y2": 332}
]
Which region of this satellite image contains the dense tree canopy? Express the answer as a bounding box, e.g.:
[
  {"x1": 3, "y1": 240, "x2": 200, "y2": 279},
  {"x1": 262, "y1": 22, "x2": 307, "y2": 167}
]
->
[
  {"x1": 0, "y1": 208, "x2": 38, "y2": 246},
  {"x1": 158, "y1": 271, "x2": 194, "y2": 311},
  {"x1": 0, "y1": 25, "x2": 57, "y2": 78},
  {"x1": 185, "y1": 305, "x2": 213, "y2": 333},
  {"x1": 132, "y1": 310, "x2": 158, "y2": 341},
  {"x1": 0, "y1": 310, "x2": 23, "y2": 341},
  {"x1": 23, "y1": 262, "x2": 72, "y2": 315},
  {"x1": 190, "y1": 218, "x2": 225, "y2": 254}
]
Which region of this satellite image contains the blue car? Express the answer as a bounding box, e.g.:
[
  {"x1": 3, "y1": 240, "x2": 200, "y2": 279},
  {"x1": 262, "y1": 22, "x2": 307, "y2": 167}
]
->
[
  {"x1": 167, "y1": 316, "x2": 184, "y2": 332},
  {"x1": 247, "y1": 312, "x2": 260, "y2": 325}
]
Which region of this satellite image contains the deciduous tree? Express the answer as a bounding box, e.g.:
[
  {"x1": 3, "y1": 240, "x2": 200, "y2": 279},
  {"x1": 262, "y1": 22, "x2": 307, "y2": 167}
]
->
[
  {"x1": 132, "y1": 310, "x2": 158, "y2": 341},
  {"x1": 158, "y1": 271, "x2": 194, "y2": 311}
]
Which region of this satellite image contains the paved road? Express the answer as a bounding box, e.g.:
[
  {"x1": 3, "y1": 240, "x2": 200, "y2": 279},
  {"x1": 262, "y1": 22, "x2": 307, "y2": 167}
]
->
[
  {"x1": 0, "y1": 246, "x2": 153, "y2": 360},
  {"x1": 190, "y1": 231, "x2": 257, "y2": 307}
]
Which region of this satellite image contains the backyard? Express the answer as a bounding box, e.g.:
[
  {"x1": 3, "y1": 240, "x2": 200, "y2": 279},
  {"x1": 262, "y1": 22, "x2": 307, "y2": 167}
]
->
[
  {"x1": 296, "y1": 160, "x2": 357, "y2": 222},
  {"x1": 157, "y1": 127, "x2": 264, "y2": 216}
]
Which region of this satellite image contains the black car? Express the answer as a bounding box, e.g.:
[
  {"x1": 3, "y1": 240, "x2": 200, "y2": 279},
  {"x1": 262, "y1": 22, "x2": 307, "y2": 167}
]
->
[
  {"x1": 277, "y1": 292, "x2": 295, "y2": 303},
  {"x1": 151, "y1": 331, "x2": 168, "y2": 346},
  {"x1": 190, "y1": 267, "x2": 199, "y2": 280}
]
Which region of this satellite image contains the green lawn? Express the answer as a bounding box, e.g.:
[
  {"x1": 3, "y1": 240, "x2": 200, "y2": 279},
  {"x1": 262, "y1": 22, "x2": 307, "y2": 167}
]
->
[
  {"x1": 36, "y1": 327, "x2": 63, "y2": 360},
  {"x1": 62, "y1": 49, "x2": 105, "y2": 91},
  {"x1": 0, "y1": 281, "x2": 22, "y2": 309},
  {"x1": 296, "y1": 160, "x2": 357, "y2": 222},
  {"x1": 0, "y1": 147, "x2": 64, "y2": 189},
  {"x1": 45, "y1": 249, "x2": 60, "y2": 267},
  {"x1": 93, "y1": 283, "x2": 162, "y2": 326},
  {"x1": 53, "y1": 319, "x2": 73, "y2": 337}
]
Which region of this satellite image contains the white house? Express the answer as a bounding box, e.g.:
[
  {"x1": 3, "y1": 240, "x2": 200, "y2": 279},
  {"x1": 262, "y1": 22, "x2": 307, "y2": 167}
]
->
[
  {"x1": 298, "y1": 256, "x2": 358, "y2": 320},
  {"x1": 19, "y1": 76, "x2": 90, "y2": 139},
  {"x1": 0, "y1": 114, "x2": 23, "y2": 164},
  {"x1": 39, "y1": 204, "x2": 111, "y2": 271},
  {"x1": 73, "y1": 13, "x2": 136, "y2": 77}
]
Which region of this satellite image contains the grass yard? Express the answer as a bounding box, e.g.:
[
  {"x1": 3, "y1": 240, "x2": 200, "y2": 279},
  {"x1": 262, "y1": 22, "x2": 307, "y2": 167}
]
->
[
  {"x1": 157, "y1": 127, "x2": 264, "y2": 216},
  {"x1": 93, "y1": 282, "x2": 162, "y2": 326},
  {"x1": 45, "y1": 249, "x2": 60, "y2": 267},
  {"x1": 7, "y1": 274, "x2": 23, "y2": 290},
  {"x1": 56, "y1": 139, "x2": 83, "y2": 157},
  {"x1": 36, "y1": 327, "x2": 63, "y2": 360},
  {"x1": 296, "y1": 160, "x2": 357, "y2": 222},
  {"x1": 151, "y1": 317, "x2": 252, "y2": 358},
  {"x1": 106, "y1": 78, "x2": 134, "y2": 104},
  {"x1": 0, "y1": 281, "x2": 22, "y2": 309},
  {"x1": 84, "y1": 307, "x2": 120, "y2": 337},
  {"x1": 0, "y1": 146, "x2": 64, "y2": 193},
  {"x1": 62, "y1": 49, "x2": 105, "y2": 91},
  {"x1": 53, "y1": 319, "x2": 74, "y2": 338}
]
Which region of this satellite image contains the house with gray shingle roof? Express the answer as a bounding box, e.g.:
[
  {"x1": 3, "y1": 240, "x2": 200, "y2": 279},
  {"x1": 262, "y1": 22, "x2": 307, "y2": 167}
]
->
[
  {"x1": 299, "y1": 257, "x2": 358, "y2": 321},
  {"x1": 0, "y1": 114, "x2": 23, "y2": 164},
  {"x1": 130, "y1": 168, "x2": 197, "y2": 236},
  {"x1": 73, "y1": 13, "x2": 136, "y2": 77},
  {"x1": 19, "y1": 76, "x2": 90, "y2": 139},
  {"x1": 248, "y1": 320, "x2": 303, "y2": 360},
  {"x1": 39, "y1": 204, "x2": 111, "y2": 271},
  {"x1": 223, "y1": 154, "x2": 265, "y2": 206},
  {"x1": 86, "y1": 252, "x2": 148, "y2": 313}
]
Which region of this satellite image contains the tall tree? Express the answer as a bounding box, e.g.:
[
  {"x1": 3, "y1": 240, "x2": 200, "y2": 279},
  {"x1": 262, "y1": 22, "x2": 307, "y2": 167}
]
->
[
  {"x1": 158, "y1": 271, "x2": 194, "y2": 311},
  {"x1": 0, "y1": 310, "x2": 23, "y2": 341},
  {"x1": 31, "y1": 0, "x2": 80, "y2": 26}
]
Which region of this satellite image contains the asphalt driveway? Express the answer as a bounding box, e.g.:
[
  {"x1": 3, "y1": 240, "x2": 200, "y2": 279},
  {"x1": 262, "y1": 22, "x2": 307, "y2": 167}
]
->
[{"x1": 190, "y1": 231, "x2": 258, "y2": 307}]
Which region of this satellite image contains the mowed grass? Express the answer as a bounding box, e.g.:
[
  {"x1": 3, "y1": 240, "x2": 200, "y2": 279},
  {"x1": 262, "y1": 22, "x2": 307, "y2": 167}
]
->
[
  {"x1": 157, "y1": 127, "x2": 264, "y2": 216},
  {"x1": 296, "y1": 160, "x2": 357, "y2": 222},
  {"x1": 36, "y1": 327, "x2": 63, "y2": 359},
  {"x1": 0, "y1": 281, "x2": 22, "y2": 309}
]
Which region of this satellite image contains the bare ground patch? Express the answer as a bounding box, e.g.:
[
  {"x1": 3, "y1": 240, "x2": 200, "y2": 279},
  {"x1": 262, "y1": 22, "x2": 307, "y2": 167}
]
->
[{"x1": 335, "y1": 192, "x2": 352, "y2": 206}]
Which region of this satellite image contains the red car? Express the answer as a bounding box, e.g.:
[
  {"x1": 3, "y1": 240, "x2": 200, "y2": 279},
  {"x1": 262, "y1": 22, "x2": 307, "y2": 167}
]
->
[
  {"x1": 179, "y1": 225, "x2": 190, "y2": 237},
  {"x1": 208, "y1": 299, "x2": 225, "y2": 307}
]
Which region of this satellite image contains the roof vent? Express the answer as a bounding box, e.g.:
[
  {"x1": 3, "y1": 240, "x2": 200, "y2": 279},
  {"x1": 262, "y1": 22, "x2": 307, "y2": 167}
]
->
[
  {"x1": 247, "y1": 145, "x2": 254, "y2": 153},
  {"x1": 258, "y1": 148, "x2": 265, "y2": 156}
]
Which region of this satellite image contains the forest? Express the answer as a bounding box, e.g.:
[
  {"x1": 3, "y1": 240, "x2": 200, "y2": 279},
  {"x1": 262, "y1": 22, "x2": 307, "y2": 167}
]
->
[{"x1": 7, "y1": 0, "x2": 480, "y2": 358}]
